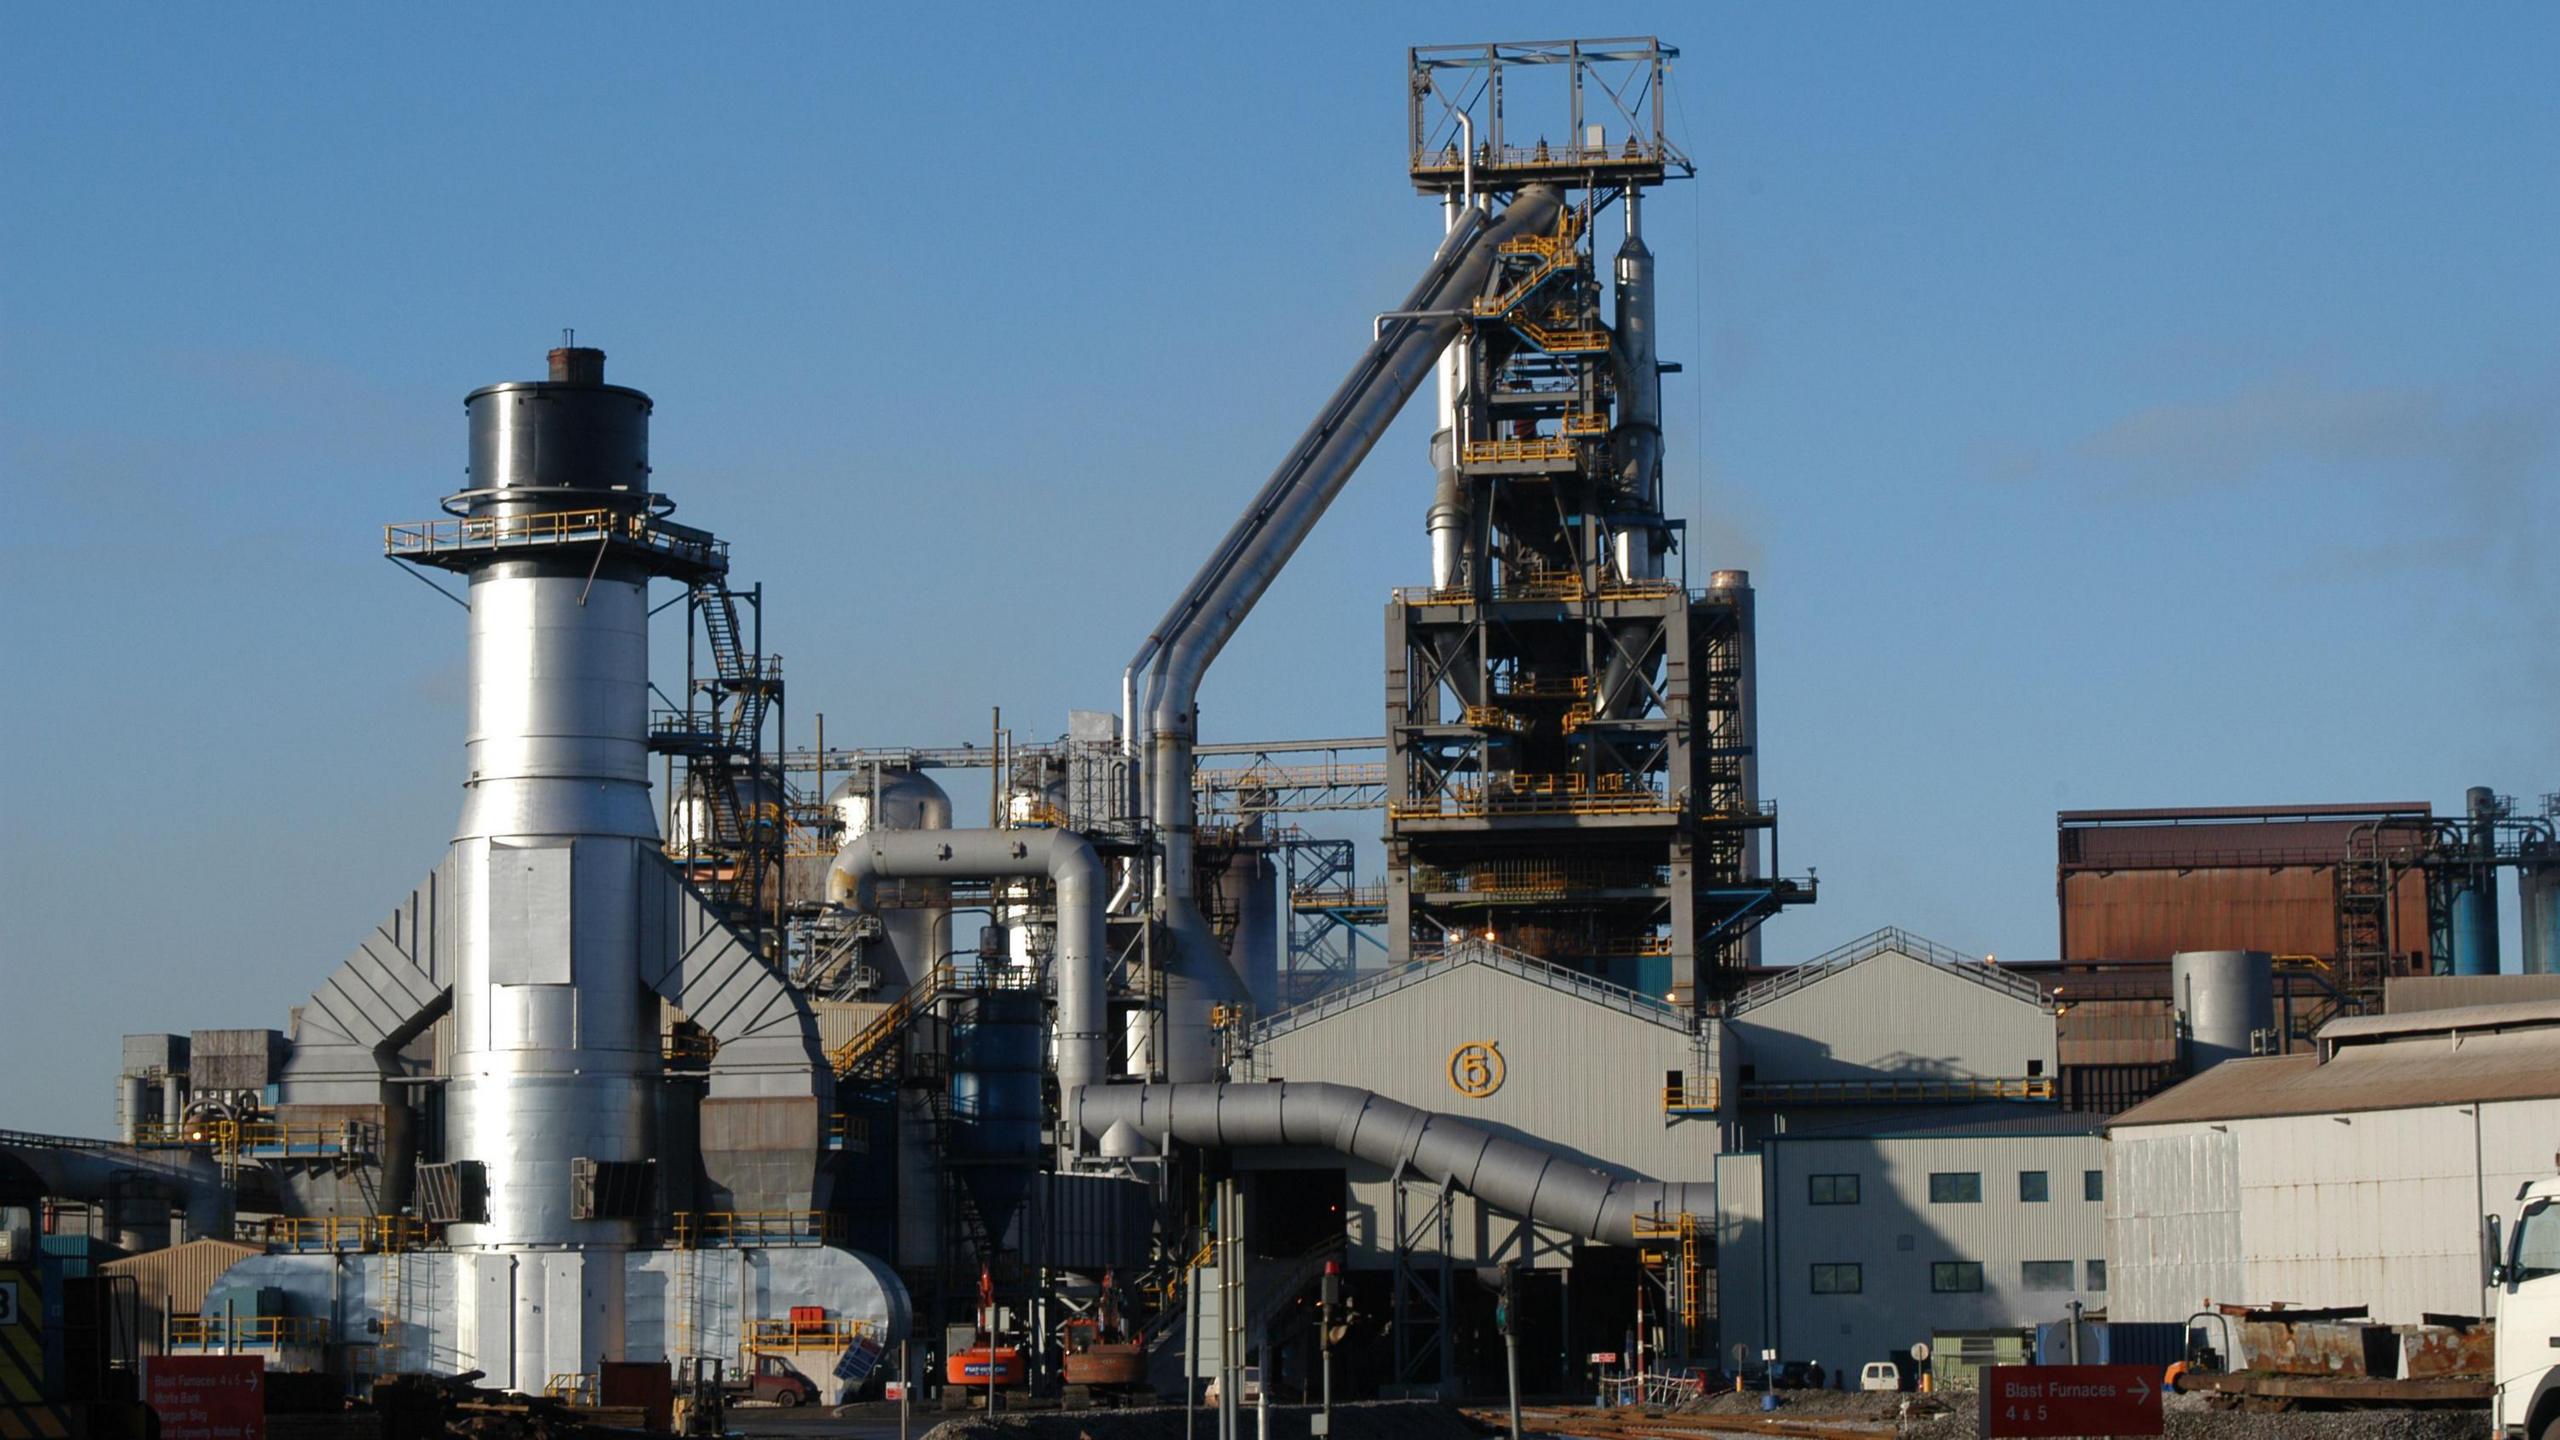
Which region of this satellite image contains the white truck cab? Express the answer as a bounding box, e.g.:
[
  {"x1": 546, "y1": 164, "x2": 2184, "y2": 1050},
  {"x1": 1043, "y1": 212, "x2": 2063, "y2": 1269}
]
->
[
  {"x1": 1859, "y1": 1361, "x2": 1902, "y2": 1392},
  {"x1": 2494, "y1": 1172, "x2": 2560, "y2": 1440}
]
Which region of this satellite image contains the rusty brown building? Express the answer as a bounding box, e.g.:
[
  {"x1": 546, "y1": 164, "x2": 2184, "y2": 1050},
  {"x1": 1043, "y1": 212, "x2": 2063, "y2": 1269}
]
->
[{"x1": 2057, "y1": 803, "x2": 2434, "y2": 970}]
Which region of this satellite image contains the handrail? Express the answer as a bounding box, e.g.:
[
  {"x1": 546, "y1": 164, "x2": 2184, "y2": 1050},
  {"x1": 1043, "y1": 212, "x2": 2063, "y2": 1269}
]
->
[
  {"x1": 669, "y1": 1210, "x2": 841, "y2": 1248},
  {"x1": 1660, "y1": 1077, "x2": 1721, "y2": 1115},
  {"x1": 1728, "y1": 926, "x2": 2046, "y2": 1014},
  {"x1": 1393, "y1": 578, "x2": 1686, "y2": 606},
  {"x1": 745, "y1": 1317, "x2": 881, "y2": 1350},
  {"x1": 264, "y1": 1214, "x2": 431, "y2": 1253},
  {"x1": 385, "y1": 508, "x2": 728, "y2": 572},
  {"x1": 826, "y1": 956, "x2": 1040, "y2": 1080},
  {"x1": 169, "y1": 1316, "x2": 331, "y2": 1346}
]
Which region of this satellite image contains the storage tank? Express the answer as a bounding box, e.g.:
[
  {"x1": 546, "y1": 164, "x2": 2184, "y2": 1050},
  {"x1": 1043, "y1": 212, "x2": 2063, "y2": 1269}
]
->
[
  {"x1": 829, "y1": 766, "x2": 952, "y2": 992},
  {"x1": 949, "y1": 990, "x2": 1044, "y2": 1241},
  {"x1": 2171, "y1": 950, "x2": 2274, "y2": 1072},
  {"x1": 2523, "y1": 864, "x2": 2560, "y2": 977},
  {"x1": 2449, "y1": 786, "x2": 2504, "y2": 977}
]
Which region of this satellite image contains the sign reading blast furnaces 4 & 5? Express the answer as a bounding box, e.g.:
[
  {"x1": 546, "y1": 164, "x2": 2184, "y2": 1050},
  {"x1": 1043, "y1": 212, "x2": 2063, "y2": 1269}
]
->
[
  {"x1": 1978, "y1": 1364, "x2": 2162, "y2": 1438},
  {"x1": 146, "y1": 1355, "x2": 267, "y2": 1440}
]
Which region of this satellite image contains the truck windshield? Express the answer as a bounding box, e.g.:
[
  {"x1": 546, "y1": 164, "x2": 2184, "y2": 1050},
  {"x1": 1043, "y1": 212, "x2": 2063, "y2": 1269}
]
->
[{"x1": 2516, "y1": 1199, "x2": 2560, "y2": 1283}]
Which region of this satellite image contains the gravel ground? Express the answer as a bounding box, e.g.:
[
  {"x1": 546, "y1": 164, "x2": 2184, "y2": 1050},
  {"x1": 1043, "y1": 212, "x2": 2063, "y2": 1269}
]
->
[
  {"x1": 1906, "y1": 1388, "x2": 2490, "y2": 1440},
  {"x1": 917, "y1": 1398, "x2": 1482, "y2": 1440}
]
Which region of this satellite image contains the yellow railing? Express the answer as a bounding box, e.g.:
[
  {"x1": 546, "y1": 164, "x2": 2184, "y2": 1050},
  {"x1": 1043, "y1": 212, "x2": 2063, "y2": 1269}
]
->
[
  {"x1": 829, "y1": 960, "x2": 949, "y2": 1078},
  {"x1": 1560, "y1": 412, "x2": 1609, "y2": 437},
  {"x1": 745, "y1": 1318, "x2": 880, "y2": 1351},
  {"x1": 170, "y1": 1316, "x2": 330, "y2": 1347},
  {"x1": 1291, "y1": 884, "x2": 1387, "y2": 912},
  {"x1": 1631, "y1": 1213, "x2": 1701, "y2": 1325},
  {"x1": 1501, "y1": 674, "x2": 1591, "y2": 699},
  {"x1": 1410, "y1": 857, "x2": 1666, "y2": 897},
  {"x1": 671, "y1": 1211, "x2": 841, "y2": 1248},
  {"x1": 1507, "y1": 315, "x2": 1612, "y2": 353},
  {"x1": 265, "y1": 1215, "x2": 431, "y2": 1253},
  {"x1": 545, "y1": 1374, "x2": 598, "y2": 1404},
  {"x1": 664, "y1": 1027, "x2": 720, "y2": 1065},
  {"x1": 1660, "y1": 1075, "x2": 1720, "y2": 1114},
  {"x1": 1458, "y1": 704, "x2": 1525, "y2": 732},
  {"x1": 218, "y1": 1120, "x2": 376, "y2": 1155},
  {"x1": 1461, "y1": 436, "x2": 1579, "y2": 466},
  {"x1": 828, "y1": 1112, "x2": 871, "y2": 1150}
]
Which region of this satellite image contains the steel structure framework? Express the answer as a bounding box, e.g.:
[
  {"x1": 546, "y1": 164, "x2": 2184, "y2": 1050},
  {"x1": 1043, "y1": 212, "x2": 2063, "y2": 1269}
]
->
[{"x1": 1384, "y1": 65, "x2": 1809, "y2": 1003}]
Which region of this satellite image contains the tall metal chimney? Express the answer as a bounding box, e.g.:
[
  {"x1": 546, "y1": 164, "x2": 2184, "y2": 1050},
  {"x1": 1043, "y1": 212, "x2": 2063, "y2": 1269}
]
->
[{"x1": 444, "y1": 346, "x2": 662, "y2": 1378}]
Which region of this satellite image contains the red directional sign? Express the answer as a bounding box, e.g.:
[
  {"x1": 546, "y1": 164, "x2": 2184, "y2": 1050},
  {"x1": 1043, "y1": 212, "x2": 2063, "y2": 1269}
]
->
[
  {"x1": 146, "y1": 1356, "x2": 266, "y2": 1440},
  {"x1": 1979, "y1": 1364, "x2": 2164, "y2": 1437}
]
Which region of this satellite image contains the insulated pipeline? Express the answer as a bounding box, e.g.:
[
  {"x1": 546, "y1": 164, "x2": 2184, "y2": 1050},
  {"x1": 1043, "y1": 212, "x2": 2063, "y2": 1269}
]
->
[
  {"x1": 1137, "y1": 186, "x2": 1567, "y2": 1083},
  {"x1": 1074, "y1": 1081, "x2": 1706, "y2": 1247}
]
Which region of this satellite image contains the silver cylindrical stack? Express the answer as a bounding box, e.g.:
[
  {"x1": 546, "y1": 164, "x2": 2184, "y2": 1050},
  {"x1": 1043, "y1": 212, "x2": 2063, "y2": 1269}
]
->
[
  {"x1": 1611, "y1": 190, "x2": 1663, "y2": 582},
  {"x1": 2171, "y1": 950, "x2": 2275, "y2": 1072},
  {"x1": 443, "y1": 348, "x2": 660, "y2": 1377}
]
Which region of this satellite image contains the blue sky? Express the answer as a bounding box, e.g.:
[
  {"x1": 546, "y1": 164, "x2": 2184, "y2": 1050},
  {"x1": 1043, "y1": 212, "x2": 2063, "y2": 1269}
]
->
[{"x1": 3, "y1": 5, "x2": 2553, "y2": 1134}]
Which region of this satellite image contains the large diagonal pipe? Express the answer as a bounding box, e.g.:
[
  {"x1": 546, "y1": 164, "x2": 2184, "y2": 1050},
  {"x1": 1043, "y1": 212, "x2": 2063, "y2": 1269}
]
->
[
  {"x1": 1073, "y1": 1082, "x2": 1705, "y2": 1247},
  {"x1": 1134, "y1": 185, "x2": 1567, "y2": 1082}
]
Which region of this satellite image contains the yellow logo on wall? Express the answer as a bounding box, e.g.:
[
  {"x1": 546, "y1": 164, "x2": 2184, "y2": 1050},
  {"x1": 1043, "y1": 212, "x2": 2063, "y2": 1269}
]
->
[{"x1": 1447, "y1": 1041, "x2": 1506, "y2": 1098}]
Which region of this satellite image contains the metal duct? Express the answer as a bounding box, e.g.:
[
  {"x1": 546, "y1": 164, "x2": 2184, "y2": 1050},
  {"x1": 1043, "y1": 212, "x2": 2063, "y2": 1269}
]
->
[
  {"x1": 828, "y1": 828, "x2": 1109, "y2": 1118},
  {"x1": 1133, "y1": 185, "x2": 1567, "y2": 1082},
  {"x1": 0, "y1": 1139, "x2": 233, "y2": 1249},
  {"x1": 828, "y1": 829, "x2": 1696, "y2": 1241},
  {"x1": 1073, "y1": 1082, "x2": 1705, "y2": 1248}
]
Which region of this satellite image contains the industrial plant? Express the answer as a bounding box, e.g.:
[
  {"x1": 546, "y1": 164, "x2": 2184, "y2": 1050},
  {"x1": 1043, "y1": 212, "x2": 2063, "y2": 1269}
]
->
[{"x1": 5, "y1": 33, "x2": 2557, "y2": 1440}]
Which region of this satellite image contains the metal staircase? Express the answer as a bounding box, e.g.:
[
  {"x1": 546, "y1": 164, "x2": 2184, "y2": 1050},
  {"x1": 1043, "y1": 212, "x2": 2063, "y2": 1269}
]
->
[
  {"x1": 650, "y1": 576, "x2": 783, "y2": 919},
  {"x1": 2335, "y1": 825, "x2": 2395, "y2": 1009}
]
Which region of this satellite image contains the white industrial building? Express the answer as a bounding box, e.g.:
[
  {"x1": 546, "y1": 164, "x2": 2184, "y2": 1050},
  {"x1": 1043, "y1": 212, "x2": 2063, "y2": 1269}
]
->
[
  {"x1": 2106, "y1": 998, "x2": 2560, "y2": 1326},
  {"x1": 1709, "y1": 931, "x2": 2097, "y2": 1377},
  {"x1": 1715, "y1": 1107, "x2": 2108, "y2": 1380}
]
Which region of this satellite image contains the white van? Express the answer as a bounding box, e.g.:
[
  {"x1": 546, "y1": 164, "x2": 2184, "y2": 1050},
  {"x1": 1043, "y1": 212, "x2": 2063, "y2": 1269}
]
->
[{"x1": 1859, "y1": 1361, "x2": 1902, "y2": 1392}]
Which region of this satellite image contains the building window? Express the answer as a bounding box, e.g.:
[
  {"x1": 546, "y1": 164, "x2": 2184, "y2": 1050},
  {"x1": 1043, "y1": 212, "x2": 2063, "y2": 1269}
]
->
[
  {"x1": 2084, "y1": 1169, "x2": 2105, "y2": 1202},
  {"x1": 2022, "y1": 1260, "x2": 2074, "y2": 1291},
  {"x1": 2087, "y1": 1259, "x2": 2108, "y2": 1291},
  {"x1": 1810, "y1": 1263, "x2": 1863, "y2": 1294},
  {"x1": 1931, "y1": 1262, "x2": 1984, "y2": 1293},
  {"x1": 1929, "y1": 1172, "x2": 1982, "y2": 1204},
  {"x1": 1809, "y1": 1173, "x2": 1861, "y2": 1206},
  {"x1": 2019, "y1": 1170, "x2": 2049, "y2": 1203}
]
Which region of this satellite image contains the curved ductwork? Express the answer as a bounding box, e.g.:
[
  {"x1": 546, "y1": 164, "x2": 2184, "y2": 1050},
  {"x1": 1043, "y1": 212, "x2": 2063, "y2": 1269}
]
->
[
  {"x1": 1132, "y1": 185, "x2": 1568, "y2": 1082},
  {"x1": 0, "y1": 1139, "x2": 235, "y2": 1247},
  {"x1": 828, "y1": 828, "x2": 1108, "y2": 1112},
  {"x1": 825, "y1": 825, "x2": 1703, "y2": 1239},
  {"x1": 1073, "y1": 1081, "x2": 1705, "y2": 1248}
]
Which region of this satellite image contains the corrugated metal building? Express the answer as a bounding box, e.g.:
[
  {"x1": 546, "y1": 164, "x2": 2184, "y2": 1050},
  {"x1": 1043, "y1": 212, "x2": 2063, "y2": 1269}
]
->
[
  {"x1": 98, "y1": 1236, "x2": 262, "y2": 1359},
  {"x1": 1252, "y1": 945, "x2": 1719, "y2": 1271},
  {"x1": 1726, "y1": 930, "x2": 2058, "y2": 1103},
  {"x1": 1716, "y1": 1106, "x2": 2108, "y2": 1378},
  {"x1": 2106, "y1": 1000, "x2": 2560, "y2": 1326},
  {"x1": 2057, "y1": 804, "x2": 2432, "y2": 970}
]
